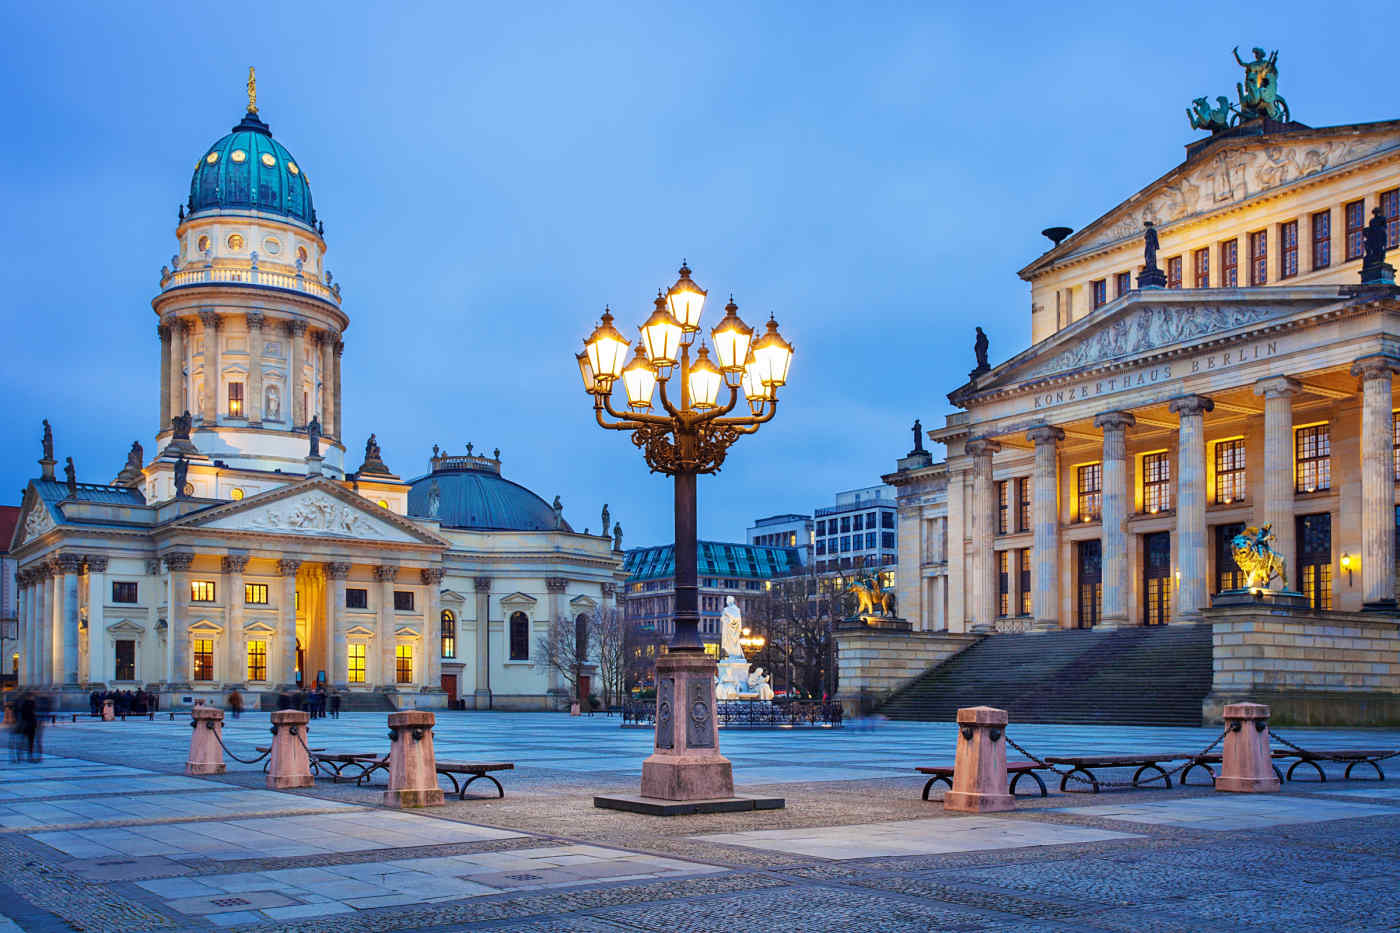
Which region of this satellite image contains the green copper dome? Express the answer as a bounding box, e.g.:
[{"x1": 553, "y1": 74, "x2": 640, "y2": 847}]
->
[{"x1": 187, "y1": 110, "x2": 317, "y2": 229}]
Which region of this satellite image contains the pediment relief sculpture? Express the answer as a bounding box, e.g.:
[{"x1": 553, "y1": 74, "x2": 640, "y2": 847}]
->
[
  {"x1": 210, "y1": 490, "x2": 409, "y2": 541},
  {"x1": 20, "y1": 503, "x2": 54, "y2": 543}
]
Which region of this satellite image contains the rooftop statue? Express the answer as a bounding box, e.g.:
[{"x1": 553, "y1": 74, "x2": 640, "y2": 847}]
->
[
  {"x1": 1361, "y1": 206, "x2": 1395, "y2": 284},
  {"x1": 306, "y1": 415, "x2": 322, "y2": 458},
  {"x1": 1187, "y1": 95, "x2": 1234, "y2": 133},
  {"x1": 1138, "y1": 221, "x2": 1168, "y2": 288},
  {"x1": 613, "y1": 522, "x2": 623, "y2": 550},
  {"x1": 910, "y1": 418, "x2": 924, "y2": 455},
  {"x1": 63, "y1": 457, "x2": 77, "y2": 497},
  {"x1": 41, "y1": 419, "x2": 53, "y2": 461},
  {"x1": 1230, "y1": 523, "x2": 1288, "y2": 589},
  {"x1": 174, "y1": 455, "x2": 189, "y2": 498},
  {"x1": 1233, "y1": 46, "x2": 1290, "y2": 122},
  {"x1": 427, "y1": 478, "x2": 441, "y2": 518},
  {"x1": 970, "y1": 327, "x2": 990, "y2": 378},
  {"x1": 127, "y1": 440, "x2": 143, "y2": 469},
  {"x1": 601, "y1": 503, "x2": 610, "y2": 537},
  {"x1": 171, "y1": 410, "x2": 193, "y2": 440}
]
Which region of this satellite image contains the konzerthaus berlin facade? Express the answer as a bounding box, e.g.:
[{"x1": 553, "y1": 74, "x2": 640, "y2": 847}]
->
[
  {"x1": 9, "y1": 84, "x2": 624, "y2": 710},
  {"x1": 889, "y1": 108, "x2": 1400, "y2": 634}
]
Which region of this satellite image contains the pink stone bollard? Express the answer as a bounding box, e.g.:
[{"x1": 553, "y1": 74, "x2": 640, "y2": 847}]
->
[
  {"x1": 186, "y1": 706, "x2": 226, "y2": 775},
  {"x1": 943, "y1": 706, "x2": 1015, "y2": 813},
  {"x1": 267, "y1": 709, "x2": 314, "y2": 789},
  {"x1": 102, "y1": 699, "x2": 115, "y2": 721},
  {"x1": 1216, "y1": 702, "x2": 1281, "y2": 793},
  {"x1": 383, "y1": 711, "x2": 444, "y2": 807}
]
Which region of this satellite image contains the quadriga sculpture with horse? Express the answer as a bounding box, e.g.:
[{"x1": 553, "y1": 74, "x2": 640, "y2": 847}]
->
[
  {"x1": 847, "y1": 574, "x2": 894, "y2": 617},
  {"x1": 1230, "y1": 523, "x2": 1288, "y2": 590}
]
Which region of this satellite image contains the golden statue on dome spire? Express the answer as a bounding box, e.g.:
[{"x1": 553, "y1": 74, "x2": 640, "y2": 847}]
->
[{"x1": 246, "y1": 66, "x2": 257, "y2": 114}]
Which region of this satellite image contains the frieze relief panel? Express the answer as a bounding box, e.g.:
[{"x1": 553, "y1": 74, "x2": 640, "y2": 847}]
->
[
  {"x1": 1020, "y1": 303, "x2": 1292, "y2": 381},
  {"x1": 18, "y1": 503, "x2": 54, "y2": 543},
  {"x1": 1079, "y1": 134, "x2": 1399, "y2": 252},
  {"x1": 202, "y1": 490, "x2": 417, "y2": 542}
]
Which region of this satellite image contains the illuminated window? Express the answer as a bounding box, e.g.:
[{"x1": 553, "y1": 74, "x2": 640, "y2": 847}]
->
[
  {"x1": 377, "y1": 499, "x2": 389, "y2": 509},
  {"x1": 197, "y1": 234, "x2": 210, "y2": 253},
  {"x1": 1383, "y1": 189, "x2": 1400, "y2": 249},
  {"x1": 1142, "y1": 452, "x2": 1171, "y2": 513},
  {"x1": 1193, "y1": 247, "x2": 1210, "y2": 287},
  {"x1": 1018, "y1": 549, "x2": 1032, "y2": 616},
  {"x1": 1297, "y1": 513, "x2": 1332, "y2": 611},
  {"x1": 228, "y1": 382, "x2": 244, "y2": 417},
  {"x1": 1312, "y1": 210, "x2": 1331, "y2": 270},
  {"x1": 346, "y1": 588, "x2": 368, "y2": 609},
  {"x1": 206, "y1": 151, "x2": 219, "y2": 164},
  {"x1": 245, "y1": 583, "x2": 269, "y2": 605},
  {"x1": 395, "y1": 644, "x2": 413, "y2": 683},
  {"x1": 1346, "y1": 200, "x2": 1365, "y2": 260},
  {"x1": 509, "y1": 611, "x2": 530, "y2": 660},
  {"x1": 1295, "y1": 425, "x2": 1331, "y2": 493},
  {"x1": 1166, "y1": 255, "x2": 1182, "y2": 289},
  {"x1": 1077, "y1": 464, "x2": 1102, "y2": 521},
  {"x1": 1017, "y1": 478, "x2": 1031, "y2": 533},
  {"x1": 1091, "y1": 279, "x2": 1107, "y2": 308},
  {"x1": 1215, "y1": 439, "x2": 1246, "y2": 504},
  {"x1": 995, "y1": 480, "x2": 1009, "y2": 535},
  {"x1": 441, "y1": 610, "x2": 456, "y2": 659},
  {"x1": 190, "y1": 580, "x2": 216, "y2": 602},
  {"x1": 997, "y1": 550, "x2": 1010, "y2": 618},
  {"x1": 230, "y1": 487, "x2": 244, "y2": 501},
  {"x1": 227, "y1": 233, "x2": 244, "y2": 250},
  {"x1": 1248, "y1": 230, "x2": 1267, "y2": 285},
  {"x1": 193, "y1": 639, "x2": 214, "y2": 681},
  {"x1": 288, "y1": 161, "x2": 299, "y2": 175},
  {"x1": 1280, "y1": 220, "x2": 1298, "y2": 279},
  {"x1": 247, "y1": 640, "x2": 267, "y2": 681},
  {"x1": 347, "y1": 644, "x2": 366, "y2": 683},
  {"x1": 1216, "y1": 523, "x2": 1246, "y2": 592},
  {"x1": 261, "y1": 152, "x2": 277, "y2": 167},
  {"x1": 230, "y1": 149, "x2": 246, "y2": 163},
  {"x1": 112, "y1": 581, "x2": 138, "y2": 603},
  {"x1": 1220, "y1": 239, "x2": 1238, "y2": 287}
]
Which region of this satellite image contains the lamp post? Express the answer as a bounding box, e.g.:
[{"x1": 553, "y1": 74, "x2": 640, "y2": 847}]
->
[{"x1": 581, "y1": 262, "x2": 793, "y2": 805}]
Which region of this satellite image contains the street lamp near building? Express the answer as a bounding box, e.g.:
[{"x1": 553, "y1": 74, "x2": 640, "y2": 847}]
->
[{"x1": 583, "y1": 262, "x2": 793, "y2": 811}]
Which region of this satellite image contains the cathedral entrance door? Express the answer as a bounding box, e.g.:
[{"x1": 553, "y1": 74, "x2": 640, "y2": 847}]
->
[
  {"x1": 441, "y1": 674, "x2": 458, "y2": 706},
  {"x1": 1143, "y1": 532, "x2": 1171, "y2": 625}
]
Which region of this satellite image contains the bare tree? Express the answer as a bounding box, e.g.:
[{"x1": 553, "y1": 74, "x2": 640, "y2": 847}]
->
[
  {"x1": 591, "y1": 606, "x2": 627, "y2": 709},
  {"x1": 533, "y1": 615, "x2": 586, "y2": 703}
]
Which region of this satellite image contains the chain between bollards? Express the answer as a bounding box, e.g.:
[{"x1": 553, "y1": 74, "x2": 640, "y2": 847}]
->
[
  {"x1": 1268, "y1": 729, "x2": 1400, "y2": 762},
  {"x1": 209, "y1": 727, "x2": 272, "y2": 765}
]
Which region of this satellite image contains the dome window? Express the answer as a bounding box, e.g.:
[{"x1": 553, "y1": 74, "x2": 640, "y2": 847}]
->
[
  {"x1": 260, "y1": 153, "x2": 277, "y2": 167},
  {"x1": 197, "y1": 235, "x2": 210, "y2": 253},
  {"x1": 227, "y1": 233, "x2": 244, "y2": 250},
  {"x1": 288, "y1": 162, "x2": 299, "y2": 175},
  {"x1": 377, "y1": 500, "x2": 390, "y2": 509},
  {"x1": 205, "y1": 152, "x2": 219, "y2": 164},
  {"x1": 230, "y1": 149, "x2": 247, "y2": 163},
  {"x1": 263, "y1": 236, "x2": 281, "y2": 255}
]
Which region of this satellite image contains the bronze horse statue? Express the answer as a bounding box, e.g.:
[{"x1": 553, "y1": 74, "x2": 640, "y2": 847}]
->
[
  {"x1": 1230, "y1": 523, "x2": 1288, "y2": 590},
  {"x1": 848, "y1": 575, "x2": 894, "y2": 617}
]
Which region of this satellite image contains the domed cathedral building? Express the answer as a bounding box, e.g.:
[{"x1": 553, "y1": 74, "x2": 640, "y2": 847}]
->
[
  {"x1": 880, "y1": 50, "x2": 1400, "y2": 722},
  {"x1": 9, "y1": 73, "x2": 624, "y2": 711}
]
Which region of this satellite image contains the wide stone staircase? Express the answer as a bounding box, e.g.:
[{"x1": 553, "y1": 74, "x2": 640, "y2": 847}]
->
[{"x1": 878, "y1": 625, "x2": 1213, "y2": 726}]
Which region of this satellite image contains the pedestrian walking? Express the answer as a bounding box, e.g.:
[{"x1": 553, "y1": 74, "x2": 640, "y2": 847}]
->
[{"x1": 228, "y1": 688, "x2": 243, "y2": 719}]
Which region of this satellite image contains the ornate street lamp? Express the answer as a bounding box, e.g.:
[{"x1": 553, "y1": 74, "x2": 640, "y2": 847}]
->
[{"x1": 583, "y1": 262, "x2": 793, "y2": 808}]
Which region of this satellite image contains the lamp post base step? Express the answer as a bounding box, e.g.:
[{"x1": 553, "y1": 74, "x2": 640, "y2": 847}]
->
[{"x1": 593, "y1": 793, "x2": 785, "y2": 816}]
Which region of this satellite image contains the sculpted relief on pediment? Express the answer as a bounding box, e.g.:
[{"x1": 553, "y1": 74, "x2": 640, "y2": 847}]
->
[
  {"x1": 1083, "y1": 134, "x2": 1398, "y2": 251},
  {"x1": 18, "y1": 504, "x2": 54, "y2": 544},
  {"x1": 207, "y1": 491, "x2": 415, "y2": 542}
]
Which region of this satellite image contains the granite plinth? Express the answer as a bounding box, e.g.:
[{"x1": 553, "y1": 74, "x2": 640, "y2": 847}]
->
[
  {"x1": 593, "y1": 793, "x2": 785, "y2": 816},
  {"x1": 1212, "y1": 588, "x2": 1309, "y2": 610},
  {"x1": 640, "y1": 651, "x2": 734, "y2": 802}
]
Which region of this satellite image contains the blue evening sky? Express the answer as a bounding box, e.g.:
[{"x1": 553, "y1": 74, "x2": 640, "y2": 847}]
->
[{"x1": 0, "y1": 3, "x2": 1391, "y2": 547}]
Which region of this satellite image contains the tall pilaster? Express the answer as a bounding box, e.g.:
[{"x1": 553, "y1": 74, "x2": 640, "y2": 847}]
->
[
  {"x1": 168, "y1": 318, "x2": 187, "y2": 427},
  {"x1": 277, "y1": 559, "x2": 302, "y2": 687},
  {"x1": 375, "y1": 566, "x2": 399, "y2": 689},
  {"x1": 54, "y1": 554, "x2": 81, "y2": 687},
  {"x1": 326, "y1": 562, "x2": 352, "y2": 689},
  {"x1": 332, "y1": 339, "x2": 344, "y2": 440},
  {"x1": 84, "y1": 556, "x2": 107, "y2": 684},
  {"x1": 158, "y1": 324, "x2": 172, "y2": 430},
  {"x1": 164, "y1": 551, "x2": 195, "y2": 686},
  {"x1": 1352, "y1": 357, "x2": 1399, "y2": 608},
  {"x1": 319, "y1": 332, "x2": 335, "y2": 437},
  {"x1": 1094, "y1": 411, "x2": 1136, "y2": 628},
  {"x1": 1169, "y1": 395, "x2": 1214, "y2": 620},
  {"x1": 287, "y1": 319, "x2": 309, "y2": 428},
  {"x1": 1027, "y1": 426, "x2": 1065, "y2": 630},
  {"x1": 246, "y1": 312, "x2": 265, "y2": 424},
  {"x1": 34, "y1": 568, "x2": 50, "y2": 685},
  {"x1": 964, "y1": 439, "x2": 1001, "y2": 631},
  {"x1": 199, "y1": 311, "x2": 220, "y2": 423},
  {"x1": 222, "y1": 555, "x2": 249, "y2": 685},
  {"x1": 18, "y1": 571, "x2": 32, "y2": 684},
  {"x1": 422, "y1": 568, "x2": 445, "y2": 692},
  {"x1": 473, "y1": 576, "x2": 492, "y2": 708},
  {"x1": 545, "y1": 577, "x2": 568, "y2": 693},
  {"x1": 1254, "y1": 377, "x2": 1301, "y2": 585}
]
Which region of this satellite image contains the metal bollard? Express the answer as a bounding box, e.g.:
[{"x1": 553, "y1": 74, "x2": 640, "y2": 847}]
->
[
  {"x1": 944, "y1": 706, "x2": 1015, "y2": 813},
  {"x1": 267, "y1": 709, "x2": 313, "y2": 789},
  {"x1": 186, "y1": 707, "x2": 226, "y2": 775},
  {"x1": 1216, "y1": 702, "x2": 1281, "y2": 793},
  {"x1": 383, "y1": 711, "x2": 444, "y2": 808}
]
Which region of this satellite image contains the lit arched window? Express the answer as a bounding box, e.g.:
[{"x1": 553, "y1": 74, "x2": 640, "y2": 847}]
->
[
  {"x1": 441, "y1": 609, "x2": 456, "y2": 659},
  {"x1": 509, "y1": 611, "x2": 529, "y2": 661}
]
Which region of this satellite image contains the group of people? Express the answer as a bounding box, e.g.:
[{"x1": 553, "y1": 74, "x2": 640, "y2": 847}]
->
[
  {"x1": 87, "y1": 688, "x2": 158, "y2": 718},
  {"x1": 7, "y1": 691, "x2": 51, "y2": 762},
  {"x1": 274, "y1": 687, "x2": 340, "y2": 719}
]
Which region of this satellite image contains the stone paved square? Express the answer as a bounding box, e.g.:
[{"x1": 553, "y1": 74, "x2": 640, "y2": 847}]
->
[{"x1": 1057, "y1": 794, "x2": 1400, "y2": 830}]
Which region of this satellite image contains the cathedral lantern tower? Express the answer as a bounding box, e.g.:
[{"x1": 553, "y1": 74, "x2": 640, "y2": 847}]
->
[{"x1": 149, "y1": 69, "x2": 347, "y2": 498}]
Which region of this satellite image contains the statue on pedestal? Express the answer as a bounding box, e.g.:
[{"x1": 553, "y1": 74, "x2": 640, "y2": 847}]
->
[
  {"x1": 174, "y1": 455, "x2": 189, "y2": 498},
  {"x1": 1361, "y1": 207, "x2": 1396, "y2": 285},
  {"x1": 969, "y1": 327, "x2": 990, "y2": 378},
  {"x1": 714, "y1": 595, "x2": 775, "y2": 701},
  {"x1": 306, "y1": 415, "x2": 322, "y2": 458},
  {"x1": 63, "y1": 457, "x2": 77, "y2": 497},
  {"x1": 720, "y1": 596, "x2": 744, "y2": 660},
  {"x1": 41, "y1": 420, "x2": 54, "y2": 461}
]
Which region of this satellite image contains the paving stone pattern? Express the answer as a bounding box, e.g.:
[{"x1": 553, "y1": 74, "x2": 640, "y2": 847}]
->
[{"x1": 0, "y1": 711, "x2": 1395, "y2": 931}]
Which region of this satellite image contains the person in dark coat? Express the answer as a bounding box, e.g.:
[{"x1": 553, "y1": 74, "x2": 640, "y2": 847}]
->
[{"x1": 329, "y1": 691, "x2": 341, "y2": 719}]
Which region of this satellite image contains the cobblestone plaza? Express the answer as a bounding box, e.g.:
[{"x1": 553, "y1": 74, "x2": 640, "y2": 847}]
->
[{"x1": 0, "y1": 712, "x2": 1398, "y2": 930}]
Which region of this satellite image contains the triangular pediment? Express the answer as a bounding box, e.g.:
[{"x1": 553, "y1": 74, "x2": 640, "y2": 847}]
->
[
  {"x1": 1021, "y1": 120, "x2": 1400, "y2": 277},
  {"x1": 956, "y1": 286, "x2": 1349, "y2": 401},
  {"x1": 106, "y1": 619, "x2": 145, "y2": 635},
  {"x1": 243, "y1": 620, "x2": 277, "y2": 635},
  {"x1": 345, "y1": 624, "x2": 376, "y2": 638},
  {"x1": 569, "y1": 594, "x2": 598, "y2": 613},
  {"x1": 12, "y1": 486, "x2": 56, "y2": 549},
  {"x1": 189, "y1": 619, "x2": 224, "y2": 635},
  {"x1": 440, "y1": 588, "x2": 467, "y2": 605},
  {"x1": 171, "y1": 477, "x2": 447, "y2": 547},
  {"x1": 394, "y1": 624, "x2": 421, "y2": 638},
  {"x1": 500, "y1": 591, "x2": 538, "y2": 609}
]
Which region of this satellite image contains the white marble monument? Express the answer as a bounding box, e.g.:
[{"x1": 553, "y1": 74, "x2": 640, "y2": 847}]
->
[{"x1": 714, "y1": 596, "x2": 774, "y2": 701}]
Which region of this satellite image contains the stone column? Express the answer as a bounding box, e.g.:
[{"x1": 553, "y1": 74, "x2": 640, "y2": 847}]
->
[
  {"x1": 277, "y1": 559, "x2": 301, "y2": 687},
  {"x1": 85, "y1": 556, "x2": 107, "y2": 685},
  {"x1": 165, "y1": 552, "x2": 194, "y2": 685},
  {"x1": 326, "y1": 562, "x2": 351, "y2": 688},
  {"x1": 332, "y1": 338, "x2": 344, "y2": 440},
  {"x1": 421, "y1": 569, "x2": 445, "y2": 692},
  {"x1": 287, "y1": 319, "x2": 308, "y2": 428},
  {"x1": 18, "y1": 571, "x2": 32, "y2": 684},
  {"x1": 158, "y1": 324, "x2": 172, "y2": 430},
  {"x1": 1026, "y1": 426, "x2": 1064, "y2": 631},
  {"x1": 1254, "y1": 377, "x2": 1301, "y2": 584},
  {"x1": 199, "y1": 311, "x2": 220, "y2": 423},
  {"x1": 964, "y1": 439, "x2": 1000, "y2": 631},
  {"x1": 320, "y1": 332, "x2": 335, "y2": 438},
  {"x1": 246, "y1": 312, "x2": 265, "y2": 424},
  {"x1": 375, "y1": 566, "x2": 400, "y2": 690},
  {"x1": 1352, "y1": 356, "x2": 1399, "y2": 608},
  {"x1": 1093, "y1": 411, "x2": 1136, "y2": 628},
  {"x1": 473, "y1": 576, "x2": 492, "y2": 708},
  {"x1": 34, "y1": 568, "x2": 50, "y2": 685},
  {"x1": 1170, "y1": 395, "x2": 1214, "y2": 620},
  {"x1": 545, "y1": 577, "x2": 568, "y2": 695},
  {"x1": 222, "y1": 555, "x2": 249, "y2": 685},
  {"x1": 54, "y1": 554, "x2": 81, "y2": 687},
  {"x1": 168, "y1": 317, "x2": 186, "y2": 425}
]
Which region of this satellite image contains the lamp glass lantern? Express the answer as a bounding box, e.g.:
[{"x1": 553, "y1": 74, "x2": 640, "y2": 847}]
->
[
  {"x1": 667, "y1": 262, "x2": 708, "y2": 338},
  {"x1": 751, "y1": 314, "x2": 794, "y2": 387},
  {"x1": 621, "y1": 343, "x2": 658, "y2": 411},
  {"x1": 585, "y1": 309, "x2": 629, "y2": 385},
  {"x1": 640, "y1": 296, "x2": 683, "y2": 373},
  {"x1": 710, "y1": 297, "x2": 753, "y2": 387},
  {"x1": 740, "y1": 351, "x2": 772, "y2": 416},
  {"x1": 576, "y1": 349, "x2": 598, "y2": 394},
  {"x1": 686, "y1": 344, "x2": 723, "y2": 410}
]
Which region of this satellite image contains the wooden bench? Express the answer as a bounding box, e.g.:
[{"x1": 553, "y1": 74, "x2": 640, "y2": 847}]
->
[
  {"x1": 436, "y1": 761, "x2": 515, "y2": 799},
  {"x1": 916, "y1": 762, "x2": 1048, "y2": 800},
  {"x1": 1042, "y1": 753, "x2": 1190, "y2": 793},
  {"x1": 1180, "y1": 752, "x2": 1289, "y2": 787},
  {"x1": 1280, "y1": 748, "x2": 1396, "y2": 782}
]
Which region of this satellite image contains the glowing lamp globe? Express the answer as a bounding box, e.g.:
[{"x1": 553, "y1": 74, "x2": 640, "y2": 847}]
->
[
  {"x1": 751, "y1": 314, "x2": 794, "y2": 387},
  {"x1": 709, "y1": 297, "x2": 753, "y2": 386},
  {"x1": 640, "y1": 293, "x2": 683, "y2": 373},
  {"x1": 585, "y1": 308, "x2": 629, "y2": 384},
  {"x1": 621, "y1": 343, "x2": 659, "y2": 411},
  {"x1": 667, "y1": 261, "x2": 708, "y2": 336},
  {"x1": 686, "y1": 344, "x2": 723, "y2": 410}
]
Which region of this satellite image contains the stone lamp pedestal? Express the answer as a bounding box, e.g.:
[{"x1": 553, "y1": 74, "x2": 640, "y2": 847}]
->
[
  {"x1": 1216, "y1": 702, "x2": 1281, "y2": 793},
  {"x1": 267, "y1": 709, "x2": 314, "y2": 789},
  {"x1": 595, "y1": 651, "x2": 784, "y2": 816},
  {"x1": 383, "y1": 711, "x2": 445, "y2": 808},
  {"x1": 943, "y1": 706, "x2": 1016, "y2": 813},
  {"x1": 186, "y1": 706, "x2": 226, "y2": 775}
]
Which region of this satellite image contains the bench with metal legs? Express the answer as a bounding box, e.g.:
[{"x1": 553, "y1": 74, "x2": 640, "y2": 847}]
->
[{"x1": 916, "y1": 762, "x2": 1048, "y2": 800}]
